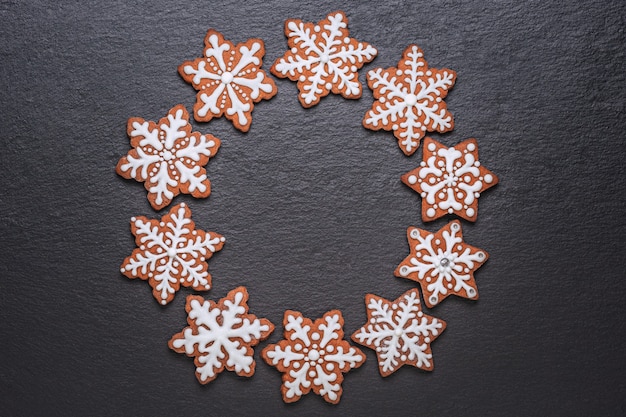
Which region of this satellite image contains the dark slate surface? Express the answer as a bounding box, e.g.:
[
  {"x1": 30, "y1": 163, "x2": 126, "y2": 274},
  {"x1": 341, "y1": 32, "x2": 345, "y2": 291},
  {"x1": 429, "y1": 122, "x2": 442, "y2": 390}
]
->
[{"x1": 1, "y1": 1, "x2": 625, "y2": 415}]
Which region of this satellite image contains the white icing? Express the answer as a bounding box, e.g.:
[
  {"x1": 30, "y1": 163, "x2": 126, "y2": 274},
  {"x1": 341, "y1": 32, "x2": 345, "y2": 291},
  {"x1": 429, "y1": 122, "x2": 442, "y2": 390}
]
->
[
  {"x1": 170, "y1": 288, "x2": 271, "y2": 382},
  {"x1": 182, "y1": 32, "x2": 275, "y2": 129},
  {"x1": 397, "y1": 222, "x2": 484, "y2": 306},
  {"x1": 364, "y1": 45, "x2": 456, "y2": 154},
  {"x1": 121, "y1": 204, "x2": 223, "y2": 303},
  {"x1": 273, "y1": 11, "x2": 377, "y2": 106},
  {"x1": 118, "y1": 106, "x2": 218, "y2": 209},
  {"x1": 264, "y1": 311, "x2": 363, "y2": 403},
  {"x1": 353, "y1": 289, "x2": 444, "y2": 374}
]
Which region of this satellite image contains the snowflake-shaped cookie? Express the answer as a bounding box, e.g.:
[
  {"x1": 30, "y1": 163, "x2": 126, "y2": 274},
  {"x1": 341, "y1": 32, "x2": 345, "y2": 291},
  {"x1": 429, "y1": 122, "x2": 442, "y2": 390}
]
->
[
  {"x1": 363, "y1": 45, "x2": 456, "y2": 155},
  {"x1": 169, "y1": 287, "x2": 274, "y2": 384},
  {"x1": 179, "y1": 29, "x2": 277, "y2": 132},
  {"x1": 120, "y1": 203, "x2": 225, "y2": 305},
  {"x1": 262, "y1": 310, "x2": 365, "y2": 404},
  {"x1": 395, "y1": 221, "x2": 487, "y2": 308},
  {"x1": 272, "y1": 10, "x2": 377, "y2": 108},
  {"x1": 352, "y1": 288, "x2": 446, "y2": 377},
  {"x1": 401, "y1": 137, "x2": 498, "y2": 222},
  {"x1": 116, "y1": 105, "x2": 220, "y2": 210}
]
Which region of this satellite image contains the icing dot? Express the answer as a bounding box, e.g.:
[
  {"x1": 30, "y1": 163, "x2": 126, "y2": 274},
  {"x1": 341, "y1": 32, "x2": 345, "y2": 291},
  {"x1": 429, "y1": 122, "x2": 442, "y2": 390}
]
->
[
  {"x1": 467, "y1": 143, "x2": 476, "y2": 151},
  {"x1": 350, "y1": 65, "x2": 357, "y2": 72},
  {"x1": 314, "y1": 25, "x2": 320, "y2": 32},
  {"x1": 293, "y1": 362, "x2": 300, "y2": 369},
  {"x1": 392, "y1": 124, "x2": 398, "y2": 130},
  {"x1": 167, "y1": 248, "x2": 176, "y2": 258},
  {"x1": 407, "y1": 175, "x2": 417, "y2": 185},
  {"x1": 484, "y1": 174, "x2": 493, "y2": 183},
  {"x1": 400, "y1": 354, "x2": 407, "y2": 361},
  {"x1": 424, "y1": 337, "x2": 431, "y2": 343},
  {"x1": 466, "y1": 207, "x2": 475, "y2": 217},
  {"x1": 325, "y1": 82, "x2": 332, "y2": 90},
  {"x1": 308, "y1": 349, "x2": 320, "y2": 361},
  {"x1": 429, "y1": 295, "x2": 438, "y2": 305},
  {"x1": 404, "y1": 94, "x2": 417, "y2": 106},
  {"x1": 162, "y1": 150, "x2": 173, "y2": 161},
  {"x1": 294, "y1": 343, "x2": 302, "y2": 351},
  {"x1": 221, "y1": 72, "x2": 233, "y2": 84},
  {"x1": 399, "y1": 266, "x2": 410, "y2": 276},
  {"x1": 344, "y1": 37, "x2": 350, "y2": 43},
  {"x1": 394, "y1": 328, "x2": 403, "y2": 337},
  {"x1": 376, "y1": 346, "x2": 382, "y2": 352},
  {"x1": 447, "y1": 283, "x2": 453, "y2": 289},
  {"x1": 426, "y1": 208, "x2": 436, "y2": 217},
  {"x1": 308, "y1": 370, "x2": 316, "y2": 378},
  {"x1": 396, "y1": 70, "x2": 403, "y2": 76},
  {"x1": 161, "y1": 300, "x2": 167, "y2": 305},
  {"x1": 477, "y1": 251, "x2": 485, "y2": 259},
  {"x1": 417, "y1": 311, "x2": 423, "y2": 317},
  {"x1": 326, "y1": 363, "x2": 335, "y2": 371},
  {"x1": 468, "y1": 288, "x2": 476, "y2": 297},
  {"x1": 326, "y1": 345, "x2": 334, "y2": 353},
  {"x1": 311, "y1": 332, "x2": 320, "y2": 341},
  {"x1": 427, "y1": 143, "x2": 436, "y2": 152},
  {"x1": 435, "y1": 239, "x2": 441, "y2": 245},
  {"x1": 291, "y1": 47, "x2": 297, "y2": 54},
  {"x1": 448, "y1": 208, "x2": 454, "y2": 214},
  {"x1": 120, "y1": 267, "x2": 125, "y2": 272}
]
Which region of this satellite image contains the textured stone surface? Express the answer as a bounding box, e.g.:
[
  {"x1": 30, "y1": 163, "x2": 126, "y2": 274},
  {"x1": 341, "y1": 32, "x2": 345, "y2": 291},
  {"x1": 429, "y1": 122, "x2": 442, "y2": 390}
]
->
[{"x1": 1, "y1": 1, "x2": 625, "y2": 415}]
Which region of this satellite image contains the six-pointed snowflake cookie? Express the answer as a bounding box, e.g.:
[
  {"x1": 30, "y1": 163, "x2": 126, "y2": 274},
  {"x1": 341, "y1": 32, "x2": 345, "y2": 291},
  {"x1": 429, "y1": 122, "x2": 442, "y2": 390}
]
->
[
  {"x1": 363, "y1": 45, "x2": 457, "y2": 156},
  {"x1": 179, "y1": 29, "x2": 277, "y2": 132},
  {"x1": 272, "y1": 10, "x2": 377, "y2": 108},
  {"x1": 120, "y1": 203, "x2": 225, "y2": 305},
  {"x1": 395, "y1": 221, "x2": 488, "y2": 308},
  {"x1": 262, "y1": 310, "x2": 365, "y2": 404},
  {"x1": 352, "y1": 288, "x2": 446, "y2": 377},
  {"x1": 116, "y1": 105, "x2": 221, "y2": 210},
  {"x1": 169, "y1": 287, "x2": 274, "y2": 384},
  {"x1": 401, "y1": 137, "x2": 499, "y2": 222}
]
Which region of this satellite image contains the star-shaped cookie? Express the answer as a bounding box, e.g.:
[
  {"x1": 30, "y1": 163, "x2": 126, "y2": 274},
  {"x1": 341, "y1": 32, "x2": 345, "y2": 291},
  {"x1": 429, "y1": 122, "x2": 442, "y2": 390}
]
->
[
  {"x1": 401, "y1": 137, "x2": 498, "y2": 222},
  {"x1": 394, "y1": 221, "x2": 488, "y2": 308},
  {"x1": 352, "y1": 288, "x2": 446, "y2": 376}
]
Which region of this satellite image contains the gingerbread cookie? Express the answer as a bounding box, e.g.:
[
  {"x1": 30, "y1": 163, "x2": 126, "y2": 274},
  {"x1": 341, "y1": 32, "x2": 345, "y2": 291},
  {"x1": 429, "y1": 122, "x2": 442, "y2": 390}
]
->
[
  {"x1": 179, "y1": 29, "x2": 277, "y2": 132},
  {"x1": 352, "y1": 288, "x2": 446, "y2": 377},
  {"x1": 401, "y1": 137, "x2": 498, "y2": 222},
  {"x1": 169, "y1": 287, "x2": 274, "y2": 384},
  {"x1": 120, "y1": 203, "x2": 224, "y2": 305},
  {"x1": 363, "y1": 45, "x2": 456, "y2": 156},
  {"x1": 272, "y1": 10, "x2": 377, "y2": 108},
  {"x1": 262, "y1": 310, "x2": 365, "y2": 404},
  {"x1": 394, "y1": 221, "x2": 487, "y2": 308},
  {"x1": 116, "y1": 105, "x2": 220, "y2": 210}
]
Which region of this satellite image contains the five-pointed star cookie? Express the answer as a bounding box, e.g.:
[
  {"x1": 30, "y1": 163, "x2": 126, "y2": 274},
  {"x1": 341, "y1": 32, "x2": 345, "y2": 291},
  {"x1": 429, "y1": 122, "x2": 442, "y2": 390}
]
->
[
  {"x1": 179, "y1": 29, "x2": 277, "y2": 132},
  {"x1": 116, "y1": 105, "x2": 221, "y2": 210},
  {"x1": 363, "y1": 45, "x2": 456, "y2": 155},
  {"x1": 272, "y1": 10, "x2": 377, "y2": 108},
  {"x1": 352, "y1": 288, "x2": 446, "y2": 377},
  {"x1": 169, "y1": 287, "x2": 274, "y2": 384},
  {"x1": 401, "y1": 137, "x2": 498, "y2": 222},
  {"x1": 120, "y1": 203, "x2": 225, "y2": 305},
  {"x1": 395, "y1": 221, "x2": 488, "y2": 308},
  {"x1": 262, "y1": 310, "x2": 365, "y2": 404}
]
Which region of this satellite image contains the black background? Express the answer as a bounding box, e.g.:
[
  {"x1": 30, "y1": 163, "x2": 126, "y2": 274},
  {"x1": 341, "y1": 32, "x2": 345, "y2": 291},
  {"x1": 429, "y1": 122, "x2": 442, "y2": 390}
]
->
[{"x1": 1, "y1": 1, "x2": 625, "y2": 415}]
